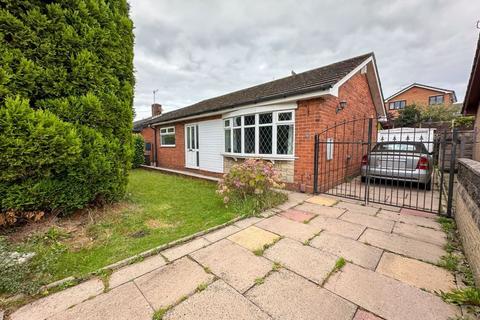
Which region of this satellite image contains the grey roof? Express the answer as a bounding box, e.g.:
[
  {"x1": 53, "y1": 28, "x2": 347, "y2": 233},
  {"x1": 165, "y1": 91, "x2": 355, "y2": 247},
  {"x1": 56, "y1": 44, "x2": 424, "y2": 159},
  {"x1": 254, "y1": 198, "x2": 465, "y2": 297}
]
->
[{"x1": 140, "y1": 52, "x2": 373, "y2": 127}]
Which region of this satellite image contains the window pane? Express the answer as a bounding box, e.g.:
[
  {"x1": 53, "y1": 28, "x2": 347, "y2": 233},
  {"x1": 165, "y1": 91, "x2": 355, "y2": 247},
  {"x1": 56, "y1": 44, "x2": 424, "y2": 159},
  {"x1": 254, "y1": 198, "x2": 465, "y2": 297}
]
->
[
  {"x1": 244, "y1": 115, "x2": 255, "y2": 126},
  {"x1": 224, "y1": 129, "x2": 231, "y2": 152},
  {"x1": 389, "y1": 103, "x2": 394, "y2": 110},
  {"x1": 259, "y1": 126, "x2": 272, "y2": 154},
  {"x1": 244, "y1": 127, "x2": 255, "y2": 153},
  {"x1": 161, "y1": 134, "x2": 175, "y2": 146},
  {"x1": 277, "y1": 125, "x2": 293, "y2": 155},
  {"x1": 400, "y1": 101, "x2": 406, "y2": 108},
  {"x1": 186, "y1": 127, "x2": 191, "y2": 149},
  {"x1": 259, "y1": 113, "x2": 272, "y2": 124},
  {"x1": 437, "y1": 96, "x2": 444, "y2": 104},
  {"x1": 224, "y1": 119, "x2": 230, "y2": 127},
  {"x1": 234, "y1": 117, "x2": 242, "y2": 127},
  {"x1": 160, "y1": 128, "x2": 166, "y2": 133},
  {"x1": 233, "y1": 128, "x2": 242, "y2": 153},
  {"x1": 278, "y1": 112, "x2": 292, "y2": 121}
]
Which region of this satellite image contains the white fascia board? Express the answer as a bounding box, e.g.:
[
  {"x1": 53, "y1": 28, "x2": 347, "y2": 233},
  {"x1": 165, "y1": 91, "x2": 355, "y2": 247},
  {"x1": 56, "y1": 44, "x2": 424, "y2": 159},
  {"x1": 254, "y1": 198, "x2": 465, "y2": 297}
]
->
[
  {"x1": 222, "y1": 102, "x2": 297, "y2": 118},
  {"x1": 330, "y1": 56, "x2": 387, "y2": 118}
]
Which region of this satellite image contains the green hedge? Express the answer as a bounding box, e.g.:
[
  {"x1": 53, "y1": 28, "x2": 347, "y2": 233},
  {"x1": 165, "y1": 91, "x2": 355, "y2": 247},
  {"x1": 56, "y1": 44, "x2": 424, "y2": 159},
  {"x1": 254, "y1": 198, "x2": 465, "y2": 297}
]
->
[
  {"x1": 132, "y1": 134, "x2": 145, "y2": 168},
  {"x1": 0, "y1": 1, "x2": 134, "y2": 214}
]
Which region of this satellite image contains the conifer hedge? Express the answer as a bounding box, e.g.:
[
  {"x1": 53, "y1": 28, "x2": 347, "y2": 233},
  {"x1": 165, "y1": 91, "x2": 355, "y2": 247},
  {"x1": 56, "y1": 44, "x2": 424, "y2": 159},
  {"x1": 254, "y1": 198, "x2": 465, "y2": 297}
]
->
[{"x1": 0, "y1": 1, "x2": 135, "y2": 214}]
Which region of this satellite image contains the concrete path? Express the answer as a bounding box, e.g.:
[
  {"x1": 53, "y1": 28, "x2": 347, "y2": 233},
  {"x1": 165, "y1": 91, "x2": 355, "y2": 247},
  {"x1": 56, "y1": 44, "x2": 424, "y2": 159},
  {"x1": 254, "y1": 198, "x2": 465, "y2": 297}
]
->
[{"x1": 10, "y1": 192, "x2": 462, "y2": 320}]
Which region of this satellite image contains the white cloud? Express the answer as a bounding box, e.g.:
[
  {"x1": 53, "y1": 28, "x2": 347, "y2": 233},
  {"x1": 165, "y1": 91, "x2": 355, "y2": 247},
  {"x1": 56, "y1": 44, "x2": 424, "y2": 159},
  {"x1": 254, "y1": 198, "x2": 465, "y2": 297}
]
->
[{"x1": 129, "y1": 0, "x2": 480, "y2": 120}]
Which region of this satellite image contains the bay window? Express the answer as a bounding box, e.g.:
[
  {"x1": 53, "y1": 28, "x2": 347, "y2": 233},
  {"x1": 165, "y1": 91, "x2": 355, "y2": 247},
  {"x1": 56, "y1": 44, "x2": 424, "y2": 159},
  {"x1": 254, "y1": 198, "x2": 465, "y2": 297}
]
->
[{"x1": 224, "y1": 110, "x2": 295, "y2": 157}]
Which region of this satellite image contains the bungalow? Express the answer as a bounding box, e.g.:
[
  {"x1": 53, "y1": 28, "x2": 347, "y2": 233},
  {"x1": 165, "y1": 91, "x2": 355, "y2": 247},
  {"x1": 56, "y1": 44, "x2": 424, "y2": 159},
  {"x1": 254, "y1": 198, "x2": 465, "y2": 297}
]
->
[{"x1": 135, "y1": 53, "x2": 387, "y2": 193}]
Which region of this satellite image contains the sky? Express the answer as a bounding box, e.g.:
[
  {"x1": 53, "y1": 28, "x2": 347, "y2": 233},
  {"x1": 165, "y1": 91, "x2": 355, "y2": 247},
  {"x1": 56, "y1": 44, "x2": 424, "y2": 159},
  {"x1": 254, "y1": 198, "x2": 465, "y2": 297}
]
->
[{"x1": 129, "y1": 0, "x2": 480, "y2": 121}]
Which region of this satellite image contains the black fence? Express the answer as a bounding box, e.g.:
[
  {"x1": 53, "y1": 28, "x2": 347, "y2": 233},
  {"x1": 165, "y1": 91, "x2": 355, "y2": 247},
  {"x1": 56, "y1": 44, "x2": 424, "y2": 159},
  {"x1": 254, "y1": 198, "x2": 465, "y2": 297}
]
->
[{"x1": 313, "y1": 117, "x2": 457, "y2": 216}]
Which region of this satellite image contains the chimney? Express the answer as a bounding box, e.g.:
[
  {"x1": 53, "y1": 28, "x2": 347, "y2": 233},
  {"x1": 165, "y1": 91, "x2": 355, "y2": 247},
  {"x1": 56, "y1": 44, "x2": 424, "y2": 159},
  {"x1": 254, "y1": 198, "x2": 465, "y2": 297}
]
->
[{"x1": 151, "y1": 103, "x2": 162, "y2": 117}]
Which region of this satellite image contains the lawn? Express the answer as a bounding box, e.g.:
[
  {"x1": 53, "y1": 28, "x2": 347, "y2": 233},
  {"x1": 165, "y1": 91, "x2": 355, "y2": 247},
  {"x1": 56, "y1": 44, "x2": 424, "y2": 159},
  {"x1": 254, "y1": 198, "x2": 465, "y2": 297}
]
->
[{"x1": 1, "y1": 169, "x2": 262, "y2": 297}]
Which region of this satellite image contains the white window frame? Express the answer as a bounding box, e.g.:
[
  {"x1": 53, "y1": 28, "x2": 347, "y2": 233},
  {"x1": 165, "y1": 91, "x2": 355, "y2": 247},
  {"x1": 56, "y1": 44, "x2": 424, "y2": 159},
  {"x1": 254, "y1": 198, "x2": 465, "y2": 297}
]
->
[
  {"x1": 223, "y1": 110, "x2": 295, "y2": 158},
  {"x1": 428, "y1": 95, "x2": 444, "y2": 105},
  {"x1": 160, "y1": 126, "x2": 176, "y2": 147}
]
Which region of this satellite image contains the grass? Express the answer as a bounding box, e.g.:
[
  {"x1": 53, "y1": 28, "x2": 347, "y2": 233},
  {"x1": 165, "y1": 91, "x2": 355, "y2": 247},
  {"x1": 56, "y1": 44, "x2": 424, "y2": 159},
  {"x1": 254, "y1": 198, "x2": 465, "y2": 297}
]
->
[
  {"x1": 441, "y1": 287, "x2": 480, "y2": 306},
  {"x1": 1, "y1": 169, "x2": 285, "y2": 299}
]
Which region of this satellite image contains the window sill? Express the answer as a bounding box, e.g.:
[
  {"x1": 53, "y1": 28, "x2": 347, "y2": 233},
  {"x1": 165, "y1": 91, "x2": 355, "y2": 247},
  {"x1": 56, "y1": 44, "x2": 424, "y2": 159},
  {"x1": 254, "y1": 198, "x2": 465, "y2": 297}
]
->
[
  {"x1": 222, "y1": 153, "x2": 297, "y2": 162},
  {"x1": 160, "y1": 145, "x2": 176, "y2": 148}
]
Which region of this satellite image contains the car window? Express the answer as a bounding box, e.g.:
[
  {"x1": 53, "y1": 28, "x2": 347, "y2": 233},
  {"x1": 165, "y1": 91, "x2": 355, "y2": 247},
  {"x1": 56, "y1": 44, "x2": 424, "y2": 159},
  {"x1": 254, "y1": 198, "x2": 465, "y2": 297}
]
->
[{"x1": 373, "y1": 143, "x2": 425, "y2": 153}]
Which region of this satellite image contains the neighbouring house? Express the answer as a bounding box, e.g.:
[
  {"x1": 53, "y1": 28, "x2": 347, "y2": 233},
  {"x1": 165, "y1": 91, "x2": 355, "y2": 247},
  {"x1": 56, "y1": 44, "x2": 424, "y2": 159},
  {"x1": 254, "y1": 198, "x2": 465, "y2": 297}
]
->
[
  {"x1": 384, "y1": 83, "x2": 457, "y2": 119},
  {"x1": 456, "y1": 34, "x2": 480, "y2": 284},
  {"x1": 135, "y1": 53, "x2": 387, "y2": 193}
]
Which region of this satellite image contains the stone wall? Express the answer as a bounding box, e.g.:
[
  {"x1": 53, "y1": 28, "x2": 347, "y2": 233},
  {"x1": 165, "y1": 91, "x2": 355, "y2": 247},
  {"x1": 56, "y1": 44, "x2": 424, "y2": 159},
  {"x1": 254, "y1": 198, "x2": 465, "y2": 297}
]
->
[
  {"x1": 455, "y1": 158, "x2": 480, "y2": 284},
  {"x1": 223, "y1": 157, "x2": 295, "y2": 183}
]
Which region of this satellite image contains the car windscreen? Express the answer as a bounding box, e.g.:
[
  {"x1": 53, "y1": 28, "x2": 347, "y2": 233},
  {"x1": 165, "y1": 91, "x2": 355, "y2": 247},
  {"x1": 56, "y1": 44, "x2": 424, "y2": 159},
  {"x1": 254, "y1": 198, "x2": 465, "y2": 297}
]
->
[{"x1": 372, "y1": 143, "x2": 427, "y2": 153}]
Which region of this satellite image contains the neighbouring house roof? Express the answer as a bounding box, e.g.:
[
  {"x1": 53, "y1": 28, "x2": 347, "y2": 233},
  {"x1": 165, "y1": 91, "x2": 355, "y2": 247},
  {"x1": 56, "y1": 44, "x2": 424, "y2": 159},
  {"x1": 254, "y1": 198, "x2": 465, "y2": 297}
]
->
[
  {"x1": 462, "y1": 34, "x2": 480, "y2": 115},
  {"x1": 385, "y1": 83, "x2": 457, "y2": 103},
  {"x1": 137, "y1": 52, "x2": 385, "y2": 128},
  {"x1": 133, "y1": 118, "x2": 150, "y2": 132}
]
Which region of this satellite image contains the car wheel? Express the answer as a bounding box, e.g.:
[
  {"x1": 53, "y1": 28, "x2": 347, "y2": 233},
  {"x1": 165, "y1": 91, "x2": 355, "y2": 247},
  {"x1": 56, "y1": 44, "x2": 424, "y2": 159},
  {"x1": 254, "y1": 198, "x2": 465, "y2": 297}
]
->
[{"x1": 361, "y1": 176, "x2": 366, "y2": 183}]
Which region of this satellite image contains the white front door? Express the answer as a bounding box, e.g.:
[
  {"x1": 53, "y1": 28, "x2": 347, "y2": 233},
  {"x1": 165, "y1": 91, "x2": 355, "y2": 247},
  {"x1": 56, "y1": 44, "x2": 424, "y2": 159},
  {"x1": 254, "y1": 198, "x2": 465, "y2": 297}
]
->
[{"x1": 185, "y1": 124, "x2": 199, "y2": 168}]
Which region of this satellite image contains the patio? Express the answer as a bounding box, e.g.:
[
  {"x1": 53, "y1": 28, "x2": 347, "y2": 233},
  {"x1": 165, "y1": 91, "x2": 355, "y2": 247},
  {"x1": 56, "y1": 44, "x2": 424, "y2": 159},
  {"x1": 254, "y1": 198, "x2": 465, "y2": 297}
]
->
[{"x1": 10, "y1": 192, "x2": 462, "y2": 320}]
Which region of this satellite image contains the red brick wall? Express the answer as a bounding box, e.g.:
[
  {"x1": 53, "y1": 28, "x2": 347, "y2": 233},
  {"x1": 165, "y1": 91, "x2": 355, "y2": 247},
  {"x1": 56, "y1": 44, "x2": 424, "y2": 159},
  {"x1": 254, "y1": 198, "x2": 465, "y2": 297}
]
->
[
  {"x1": 294, "y1": 72, "x2": 378, "y2": 193},
  {"x1": 148, "y1": 115, "x2": 223, "y2": 178},
  {"x1": 386, "y1": 87, "x2": 455, "y2": 118},
  {"x1": 140, "y1": 127, "x2": 155, "y2": 164}
]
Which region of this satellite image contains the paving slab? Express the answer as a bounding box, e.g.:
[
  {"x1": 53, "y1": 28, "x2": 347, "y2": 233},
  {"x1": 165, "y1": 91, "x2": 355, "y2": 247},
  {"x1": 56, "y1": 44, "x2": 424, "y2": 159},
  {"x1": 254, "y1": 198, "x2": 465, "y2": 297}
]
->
[
  {"x1": 191, "y1": 239, "x2": 272, "y2": 293},
  {"x1": 377, "y1": 210, "x2": 441, "y2": 230},
  {"x1": 234, "y1": 217, "x2": 263, "y2": 229},
  {"x1": 324, "y1": 263, "x2": 459, "y2": 320},
  {"x1": 264, "y1": 238, "x2": 337, "y2": 284},
  {"x1": 11, "y1": 279, "x2": 104, "y2": 320},
  {"x1": 287, "y1": 191, "x2": 312, "y2": 203},
  {"x1": 340, "y1": 211, "x2": 394, "y2": 233},
  {"x1": 109, "y1": 254, "x2": 166, "y2": 288},
  {"x1": 310, "y1": 232, "x2": 383, "y2": 270},
  {"x1": 134, "y1": 257, "x2": 214, "y2": 310},
  {"x1": 161, "y1": 237, "x2": 210, "y2": 261},
  {"x1": 400, "y1": 207, "x2": 438, "y2": 219},
  {"x1": 48, "y1": 282, "x2": 153, "y2": 320},
  {"x1": 256, "y1": 215, "x2": 321, "y2": 242},
  {"x1": 294, "y1": 203, "x2": 345, "y2": 218},
  {"x1": 227, "y1": 226, "x2": 279, "y2": 252},
  {"x1": 163, "y1": 280, "x2": 271, "y2": 320},
  {"x1": 204, "y1": 225, "x2": 241, "y2": 242},
  {"x1": 335, "y1": 201, "x2": 379, "y2": 216},
  {"x1": 246, "y1": 269, "x2": 356, "y2": 320},
  {"x1": 353, "y1": 309, "x2": 383, "y2": 320},
  {"x1": 305, "y1": 195, "x2": 339, "y2": 206},
  {"x1": 309, "y1": 216, "x2": 366, "y2": 240},
  {"x1": 276, "y1": 201, "x2": 298, "y2": 211},
  {"x1": 359, "y1": 229, "x2": 446, "y2": 264},
  {"x1": 280, "y1": 208, "x2": 316, "y2": 222},
  {"x1": 393, "y1": 222, "x2": 447, "y2": 246},
  {"x1": 376, "y1": 252, "x2": 456, "y2": 292}
]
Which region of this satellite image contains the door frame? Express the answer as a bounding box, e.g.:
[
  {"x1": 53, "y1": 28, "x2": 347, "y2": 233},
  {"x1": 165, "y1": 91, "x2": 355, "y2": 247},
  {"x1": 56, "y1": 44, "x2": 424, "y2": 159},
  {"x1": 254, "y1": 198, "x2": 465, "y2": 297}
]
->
[{"x1": 184, "y1": 123, "x2": 200, "y2": 169}]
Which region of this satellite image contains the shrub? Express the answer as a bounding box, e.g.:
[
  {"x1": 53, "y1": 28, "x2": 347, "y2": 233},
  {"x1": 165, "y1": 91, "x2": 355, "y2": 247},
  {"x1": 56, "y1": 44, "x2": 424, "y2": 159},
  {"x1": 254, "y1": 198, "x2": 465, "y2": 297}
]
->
[
  {"x1": 0, "y1": 1, "x2": 134, "y2": 216},
  {"x1": 217, "y1": 159, "x2": 286, "y2": 215},
  {"x1": 394, "y1": 104, "x2": 421, "y2": 127},
  {"x1": 452, "y1": 116, "x2": 475, "y2": 129},
  {"x1": 132, "y1": 134, "x2": 145, "y2": 168},
  {"x1": 420, "y1": 104, "x2": 461, "y2": 122}
]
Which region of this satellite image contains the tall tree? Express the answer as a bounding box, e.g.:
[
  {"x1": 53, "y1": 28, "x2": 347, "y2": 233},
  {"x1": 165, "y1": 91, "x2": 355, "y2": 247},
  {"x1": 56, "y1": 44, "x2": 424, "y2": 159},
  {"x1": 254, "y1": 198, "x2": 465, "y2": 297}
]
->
[{"x1": 0, "y1": 0, "x2": 135, "y2": 214}]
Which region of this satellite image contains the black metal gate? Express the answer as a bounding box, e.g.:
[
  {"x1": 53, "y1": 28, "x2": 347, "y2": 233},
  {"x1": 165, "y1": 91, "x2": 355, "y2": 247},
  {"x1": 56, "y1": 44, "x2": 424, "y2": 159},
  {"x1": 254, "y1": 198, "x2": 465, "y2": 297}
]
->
[{"x1": 313, "y1": 117, "x2": 457, "y2": 216}]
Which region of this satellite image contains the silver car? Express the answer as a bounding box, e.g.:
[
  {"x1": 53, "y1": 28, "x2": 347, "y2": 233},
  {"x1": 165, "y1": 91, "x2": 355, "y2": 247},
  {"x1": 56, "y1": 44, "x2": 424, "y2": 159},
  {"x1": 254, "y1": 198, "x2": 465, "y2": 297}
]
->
[{"x1": 361, "y1": 142, "x2": 433, "y2": 189}]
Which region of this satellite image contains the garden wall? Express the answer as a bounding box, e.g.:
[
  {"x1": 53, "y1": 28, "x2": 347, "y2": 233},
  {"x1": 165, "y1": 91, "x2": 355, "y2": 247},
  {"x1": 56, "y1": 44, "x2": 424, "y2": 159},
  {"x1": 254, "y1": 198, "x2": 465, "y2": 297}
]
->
[{"x1": 455, "y1": 158, "x2": 480, "y2": 284}]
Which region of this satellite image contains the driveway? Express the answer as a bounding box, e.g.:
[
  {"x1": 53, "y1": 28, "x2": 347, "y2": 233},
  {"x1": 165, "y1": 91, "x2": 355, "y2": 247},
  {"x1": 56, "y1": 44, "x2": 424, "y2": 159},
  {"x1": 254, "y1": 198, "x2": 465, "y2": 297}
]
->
[{"x1": 10, "y1": 192, "x2": 461, "y2": 320}]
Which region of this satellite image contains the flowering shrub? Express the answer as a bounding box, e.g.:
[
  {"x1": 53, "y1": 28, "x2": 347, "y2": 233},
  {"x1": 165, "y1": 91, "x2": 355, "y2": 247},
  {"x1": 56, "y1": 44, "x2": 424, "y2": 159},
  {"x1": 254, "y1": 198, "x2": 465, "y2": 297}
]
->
[{"x1": 217, "y1": 159, "x2": 284, "y2": 204}]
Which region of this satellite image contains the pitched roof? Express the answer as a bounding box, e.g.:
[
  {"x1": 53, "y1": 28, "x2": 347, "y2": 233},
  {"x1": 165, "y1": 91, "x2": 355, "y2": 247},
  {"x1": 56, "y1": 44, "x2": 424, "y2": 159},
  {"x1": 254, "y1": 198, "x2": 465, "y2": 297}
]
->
[
  {"x1": 142, "y1": 52, "x2": 374, "y2": 126},
  {"x1": 462, "y1": 34, "x2": 480, "y2": 115},
  {"x1": 385, "y1": 83, "x2": 457, "y2": 102}
]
